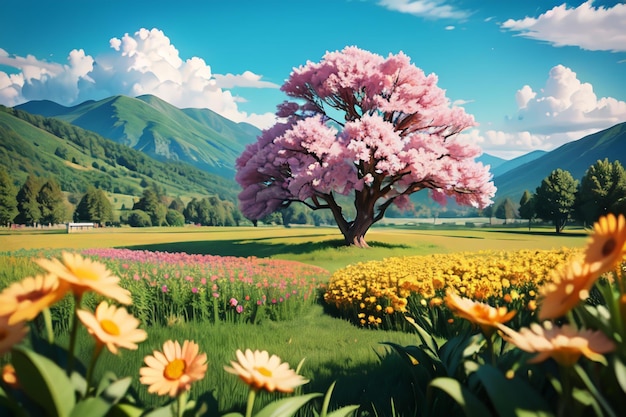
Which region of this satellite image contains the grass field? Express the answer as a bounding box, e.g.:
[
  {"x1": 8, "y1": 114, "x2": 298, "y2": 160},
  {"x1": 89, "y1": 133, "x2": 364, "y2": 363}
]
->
[
  {"x1": 0, "y1": 223, "x2": 591, "y2": 416},
  {"x1": 0, "y1": 224, "x2": 588, "y2": 273}
]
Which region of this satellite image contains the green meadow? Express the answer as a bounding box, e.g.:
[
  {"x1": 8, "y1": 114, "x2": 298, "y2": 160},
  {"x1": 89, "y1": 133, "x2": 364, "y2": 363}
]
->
[
  {"x1": 0, "y1": 224, "x2": 587, "y2": 272},
  {"x1": 0, "y1": 224, "x2": 589, "y2": 416}
]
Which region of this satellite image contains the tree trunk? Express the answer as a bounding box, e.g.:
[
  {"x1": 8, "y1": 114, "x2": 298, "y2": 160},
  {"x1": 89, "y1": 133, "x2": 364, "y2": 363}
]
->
[{"x1": 343, "y1": 218, "x2": 374, "y2": 248}]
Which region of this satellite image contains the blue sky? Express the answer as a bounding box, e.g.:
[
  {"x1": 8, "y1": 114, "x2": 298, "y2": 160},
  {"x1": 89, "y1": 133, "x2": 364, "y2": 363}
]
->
[{"x1": 1, "y1": 0, "x2": 625, "y2": 159}]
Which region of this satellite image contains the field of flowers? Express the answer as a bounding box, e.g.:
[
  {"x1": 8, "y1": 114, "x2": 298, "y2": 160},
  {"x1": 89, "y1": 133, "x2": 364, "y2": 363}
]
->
[
  {"x1": 324, "y1": 248, "x2": 579, "y2": 332},
  {"x1": 1, "y1": 214, "x2": 625, "y2": 417}
]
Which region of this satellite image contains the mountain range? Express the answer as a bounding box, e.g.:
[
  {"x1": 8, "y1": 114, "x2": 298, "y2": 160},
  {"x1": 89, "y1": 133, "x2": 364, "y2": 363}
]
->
[
  {"x1": 16, "y1": 95, "x2": 261, "y2": 178},
  {"x1": 6, "y1": 94, "x2": 626, "y2": 211}
]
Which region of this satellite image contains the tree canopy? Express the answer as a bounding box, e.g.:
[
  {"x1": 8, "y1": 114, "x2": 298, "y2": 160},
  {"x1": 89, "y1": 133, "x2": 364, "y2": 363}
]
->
[
  {"x1": 0, "y1": 167, "x2": 17, "y2": 226},
  {"x1": 575, "y1": 158, "x2": 626, "y2": 226},
  {"x1": 236, "y1": 46, "x2": 495, "y2": 246},
  {"x1": 74, "y1": 187, "x2": 114, "y2": 225},
  {"x1": 535, "y1": 169, "x2": 578, "y2": 233}
]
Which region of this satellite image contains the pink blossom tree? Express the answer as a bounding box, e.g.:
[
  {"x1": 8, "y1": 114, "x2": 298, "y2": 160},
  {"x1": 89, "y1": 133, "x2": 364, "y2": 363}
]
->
[{"x1": 236, "y1": 46, "x2": 496, "y2": 247}]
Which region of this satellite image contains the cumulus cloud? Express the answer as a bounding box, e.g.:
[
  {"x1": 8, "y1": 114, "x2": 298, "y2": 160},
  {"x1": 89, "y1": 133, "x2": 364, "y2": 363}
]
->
[
  {"x1": 507, "y1": 64, "x2": 626, "y2": 134},
  {"x1": 377, "y1": 0, "x2": 469, "y2": 20},
  {"x1": 0, "y1": 28, "x2": 279, "y2": 129},
  {"x1": 460, "y1": 64, "x2": 626, "y2": 159},
  {"x1": 501, "y1": 1, "x2": 626, "y2": 52}
]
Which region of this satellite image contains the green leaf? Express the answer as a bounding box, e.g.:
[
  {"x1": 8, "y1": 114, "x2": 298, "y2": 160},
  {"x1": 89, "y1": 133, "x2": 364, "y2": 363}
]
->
[
  {"x1": 405, "y1": 316, "x2": 438, "y2": 353},
  {"x1": 572, "y1": 388, "x2": 602, "y2": 416},
  {"x1": 475, "y1": 364, "x2": 553, "y2": 416},
  {"x1": 69, "y1": 397, "x2": 113, "y2": 417},
  {"x1": 612, "y1": 356, "x2": 626, "y2": 393},
  {"x1": 324, "y1": 405, "x2": 360, "y2": 417},
  {"x1": 320, "y1": 381, "x2": 336, "y2": 417},
  {"x1": 220, "y1": 413, "x2": 244, "y2": 417},
  {"x1": 100, "y1": 377, "x2": 132, "y2": 404},
  {"x1": 255, "y1": 393, "x2": 322, "y2": 417},
  {"x1": 142, "y1": 404, "x2": 176, "y2": 417},
  {"x1": 106, "y1": 403, "x2": 144, "y2": 417},
  {"x1": 11, "y1": 345, "x2": 76, "y2": 417},
  {"x1": 429, "y1": 377, "x2": 493, "y2": 417},
  {"x1": 573, "y1": 363, "x2": 618, "y2": 417}
]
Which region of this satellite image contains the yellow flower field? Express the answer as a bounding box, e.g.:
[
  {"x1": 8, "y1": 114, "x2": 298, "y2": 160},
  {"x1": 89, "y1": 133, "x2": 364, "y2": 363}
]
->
[{"x1": 324, "y1": 247, "x2": 580, "y2": 328}]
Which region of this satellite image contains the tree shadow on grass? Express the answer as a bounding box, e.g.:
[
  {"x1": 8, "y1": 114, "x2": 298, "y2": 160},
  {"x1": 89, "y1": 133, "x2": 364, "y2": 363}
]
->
[
  {"x1": 121, "y1": 237, "x2": 410, "y2": 258},
  {"x1": 302, "y1": 348, "x2": 421, "y2": 417},
  {"x1": 485, "y1": 229, "x2": 589, "y2": 238}
]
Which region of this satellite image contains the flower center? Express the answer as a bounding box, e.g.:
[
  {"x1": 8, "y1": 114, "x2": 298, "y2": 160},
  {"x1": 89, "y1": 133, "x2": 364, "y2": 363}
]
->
[
  {"x1": 0, "y1": 330, "x2": 6, "y2": 341},
  {"x1": 164, "y1": 359, "x2": 186, "y2": 380},
  {"x1": 602, "y1": 238, "x2": 616, "y2": 257},
  {"x1": 255, "y1": 366, "x2": 273, "y2": 377},
  {"x1": 100, "y1": 319, "x2": 120, "y2": 335},
  {"x1": 16, "y1": 290, "x2": 47, "y2": 303},
  {"x1": 73, "y1": 266, "x2": 100, "y2": 281}
]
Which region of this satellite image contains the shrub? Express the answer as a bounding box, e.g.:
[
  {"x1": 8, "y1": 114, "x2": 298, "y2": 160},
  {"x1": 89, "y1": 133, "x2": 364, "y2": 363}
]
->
[{"x1": 127, "y1": 210, "x2": 151, "y2": 227}]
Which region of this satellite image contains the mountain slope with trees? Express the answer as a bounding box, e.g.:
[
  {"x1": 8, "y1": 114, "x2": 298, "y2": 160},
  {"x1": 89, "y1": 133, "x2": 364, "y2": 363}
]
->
[
  {"x1": 0, "y1": 105, "x2": 239, "y2": 203},
  {"x1": 15, "y1": 94, "x2": 262, "y2": 178}
]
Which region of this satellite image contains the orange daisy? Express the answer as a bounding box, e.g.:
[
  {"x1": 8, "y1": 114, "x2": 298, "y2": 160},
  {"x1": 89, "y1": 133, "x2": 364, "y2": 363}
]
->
[
  {"x1": 498, "y1": 321, "x2": 616, "y2": 367},
  {"x1": 77, "y1": 301, "x2": 147, "y2": 354},
  {"x1": 584, "y1": 213, "x2": 626, "y2": 276},
  {"x1": 224, "y1": 349, "x2": 309, "y2": 393},
  {"x1": 445, "y1": 289, "x2": 516, "y2": 337},
  {"x1": 35, "y1": 252, "x2": 131, "y2": 305},
  {"x1": 139, "y1": 340, "x2": 207, "y2": 397},
  {"x1": 0, "y1": 273, "x2": 69, "y2": 325},
  {"x1": 538, "y1": 257, "x2": 598, "y2": 320},
  {"x1": 0, "y1": 315, "x2": 29, "y2": 356}
]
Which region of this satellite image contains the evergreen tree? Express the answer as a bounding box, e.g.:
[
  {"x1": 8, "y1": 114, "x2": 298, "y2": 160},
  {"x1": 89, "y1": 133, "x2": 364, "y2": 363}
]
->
[
  {"x1": 37, "y1": 178, "x2": 67, "y2": 225},
  {"x1": 75, "y1": 187, "x2": 114, "y2": 226},
  {"x1": 518, "y1": 190, "x2": 536, "y2": 231},
  {"x1": 15, "y1": 175, "x2": 42, "y2": 226},
  {"x1": 535, "y1": 169, "x2": 578, "y2": 233},
  {"x1": 575, "y1": 159, "x2": 626, "y2": 226},
  {"x1": 0, "y1": 167, "x2": 18, "y2": 226}
]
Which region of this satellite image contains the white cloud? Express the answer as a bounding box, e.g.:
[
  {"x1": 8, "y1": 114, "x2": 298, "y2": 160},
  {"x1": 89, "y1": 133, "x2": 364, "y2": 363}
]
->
[
  {"x1": 0, "y1": 28, "x2": 279, "y2": 129},
  {"x1": 506, "y1": 64, "x2": 626, "y2": 135},
  {"x1": 460, "y1": 64, "x2": 626, "y2": 159},
  {"x1": 214, "y1": 71, "x2": 279, "y2": 89},
  {"x1": 501, "y1": 1, "x2": 626, "y2": 52},
  {"x1": 377, "y1": 0, "x2": 469, "y2": 20}
]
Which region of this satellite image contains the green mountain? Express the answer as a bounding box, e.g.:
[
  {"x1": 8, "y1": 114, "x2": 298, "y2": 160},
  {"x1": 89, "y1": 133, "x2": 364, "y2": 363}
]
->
[
  {"x1": 15, "y1": 95, "x2": 261, "y2": 178},
  {"x1": 493, "y1": 122, "x2": 626, "y2": 203},
  {"x1": 0, "y1": 105, "x2": 239, "y2": 204}
]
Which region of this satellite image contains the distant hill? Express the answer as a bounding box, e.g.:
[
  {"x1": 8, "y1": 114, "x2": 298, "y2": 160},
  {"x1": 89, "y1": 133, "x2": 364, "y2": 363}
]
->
[
  {"x1": 477, "y1": 153, "x2": 507, "y2": 171},
  {"x1": 493, "y1": 122, "x2": 626, "y2": 203},
  {"x1": 0, "y1": 105, "x2": 240, "y2": 204},
  {"x1": 16, "y1": 95, "x2": 261, "y2": 178},
  {"x1": 491, "y1": 150, "x2": 547, "y2": 177}
]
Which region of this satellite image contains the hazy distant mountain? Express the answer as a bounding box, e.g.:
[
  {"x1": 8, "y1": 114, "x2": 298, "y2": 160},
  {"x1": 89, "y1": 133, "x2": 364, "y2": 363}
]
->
[
  {"x1": 491, "y1": 150, "x2": 548, "y2": 177},
  {"x1": 477, "y1": 153, "x2": 506, "y2": 171},
  {"x1": 16, "y1": 95, "x2": 261, "y2": 179},
  {"x1": 493, "y1": 121, "x2": 626, "y2": 203}
]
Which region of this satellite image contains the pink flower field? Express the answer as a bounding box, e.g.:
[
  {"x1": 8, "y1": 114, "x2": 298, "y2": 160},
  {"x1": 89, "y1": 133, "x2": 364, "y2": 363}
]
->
[{"x1": 81, "y1": 248, "x2": 330, "y2": 325}]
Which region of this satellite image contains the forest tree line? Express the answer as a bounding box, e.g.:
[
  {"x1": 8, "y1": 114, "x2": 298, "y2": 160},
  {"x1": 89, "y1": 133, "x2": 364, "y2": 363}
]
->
[{"x1": 1, "y1": 158, "x2": 623, "y2": 230}]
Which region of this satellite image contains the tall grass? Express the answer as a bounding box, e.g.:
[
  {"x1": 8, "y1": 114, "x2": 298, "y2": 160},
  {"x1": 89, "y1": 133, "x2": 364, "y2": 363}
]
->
[{"x1": 65, "y1": 304, "x2": 420, "y2": 416}]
